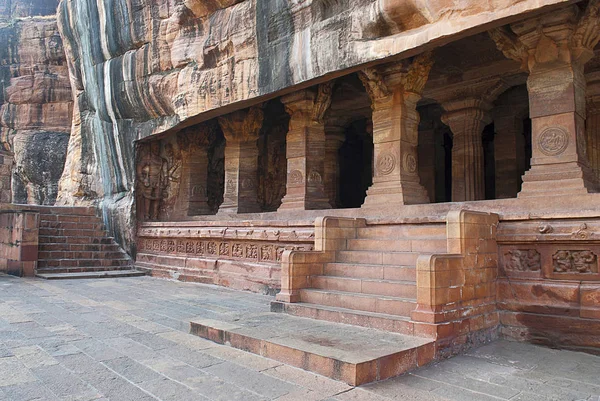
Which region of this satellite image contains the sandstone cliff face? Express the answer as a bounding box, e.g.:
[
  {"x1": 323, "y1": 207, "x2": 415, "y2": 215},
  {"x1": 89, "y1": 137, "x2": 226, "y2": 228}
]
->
[
  {"x1": 0, "y1": 1, "x2": 72, "y2": 206},
  {"x1": 55, "y1": 0, "x2": 572, "y2": 252}
]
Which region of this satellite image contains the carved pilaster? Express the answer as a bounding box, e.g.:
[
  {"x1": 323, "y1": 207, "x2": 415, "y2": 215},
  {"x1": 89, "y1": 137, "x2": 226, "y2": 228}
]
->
[
  {"x1": 587, "y1": 71, "x2": 600, "y2": 184},
  {"x1": 324, "y1": 122, "x2": 346, "y2": 208},
  {"x1": 279, "y1": 84, "x2": 333, "y2": 211},
  {"x1": 441, "y1": 99, "x2": 492, "y2": 202},
  {"x1": 173, "y1": 123, "x2": 215, "y2": 217},
  {"x1": 490, "y1": 3, "x2": 600, "y2": 197},
  {"x1": 217, "y1": 106, "x2": 264, "y2": 214},
  {"x1": 493, "y1": 87, "x2": 529, "y2": 199},
  {"x1": 358, "y1": 52, "x2": 433, "y2": 207}
]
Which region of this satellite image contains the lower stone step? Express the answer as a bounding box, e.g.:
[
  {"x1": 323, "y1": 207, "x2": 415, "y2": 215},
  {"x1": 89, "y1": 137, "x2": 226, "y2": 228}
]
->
[
  {"x1": 36, "y1": 266, "x2": 137, "y2": 274},
  {"x1": 271, "y1": 301, "x2": 421, "y2": 336},
  {"x1": 299, "y1": 288, "x2": 416, "y2": 317},
  {"x1": 35, "y1": 270, "x2": 146, "y2": 280},
  {"x1": 189, "y1": 313, "x2": 435, "y2": 386}
]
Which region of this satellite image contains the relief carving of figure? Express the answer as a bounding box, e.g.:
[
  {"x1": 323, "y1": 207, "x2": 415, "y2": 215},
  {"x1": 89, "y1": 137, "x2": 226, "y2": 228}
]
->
[
  {"x1": 137, "y1": 142, "x2": 168, "y2": 220},
  {"x1": 570, "y1": 250, "x2": 597, "y2": 273},
  {"x1": 553, "y1": 251, "x2": 572, "y2": 272},
  {"x1": 165, "y1": 143, "x2": 182, "y2": 185},
  {"x1": 504, "y1": 249, "x2": 541, "y2": 272}
]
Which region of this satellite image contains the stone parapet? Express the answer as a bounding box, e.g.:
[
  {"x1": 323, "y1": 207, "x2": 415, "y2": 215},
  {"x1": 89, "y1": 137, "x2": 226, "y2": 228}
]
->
[
  {"x1": 412, "y1": 210, "x2": 500, "y2": 356},
  {"x1": 497, "y1": 217, "x2": 600, "y2": 349},
  {"x1": 136, "y1": 220, "x2": 315, "y2": 295},
  {"x1": 0, "y1": 209, "x2": 39, "y2": 277}
]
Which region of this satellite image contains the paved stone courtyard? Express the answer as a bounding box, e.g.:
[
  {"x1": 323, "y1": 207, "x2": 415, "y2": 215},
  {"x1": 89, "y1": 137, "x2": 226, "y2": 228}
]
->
[{"x1": 0, "y1": 274, "x2": 599, "y2": 401}]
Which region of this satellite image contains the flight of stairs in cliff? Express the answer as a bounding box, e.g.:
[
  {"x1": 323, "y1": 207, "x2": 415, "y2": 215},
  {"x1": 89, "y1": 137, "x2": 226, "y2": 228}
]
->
[
  {"x1": 35, "y1": 207, "x2": 144, "y2": 279},
  {"x1": 274, "y1": 222, "x2": 447, "y2": 333}
]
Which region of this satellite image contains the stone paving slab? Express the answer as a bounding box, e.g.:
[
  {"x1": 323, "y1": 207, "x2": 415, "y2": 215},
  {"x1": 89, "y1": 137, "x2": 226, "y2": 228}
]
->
[{"x1": 0, "y1": 273, "x2": 599, "y2": 400}]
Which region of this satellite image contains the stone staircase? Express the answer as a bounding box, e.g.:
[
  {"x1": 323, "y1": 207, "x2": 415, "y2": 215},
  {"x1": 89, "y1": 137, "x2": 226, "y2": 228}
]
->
[
  {"x1": 35, "y1": 206, "x2": 144, "y2": 279},
  {"x1": 272, "y1": 221, "x2": 447, "y2": 333}
]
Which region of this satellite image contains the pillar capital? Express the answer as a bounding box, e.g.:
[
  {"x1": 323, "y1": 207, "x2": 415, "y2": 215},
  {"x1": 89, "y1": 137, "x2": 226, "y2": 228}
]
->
[
  {"x1": 281, "y1": 81, "x2": 334, "y2": 124},
  {"x1": 358, "y1": 52, "x2": 433, "y2": 106},
  {"x1": 489, "y1": 2, "x2": 600, "y2": 73},
  {"x1": 217, "y1": 106, "x2": 264, "y2": 143}
]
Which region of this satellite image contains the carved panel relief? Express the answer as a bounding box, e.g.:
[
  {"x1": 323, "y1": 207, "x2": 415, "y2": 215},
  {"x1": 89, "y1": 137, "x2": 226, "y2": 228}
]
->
[
  {"x1": 504, "y1": 249, "x2": 541, "y2": 272},
  {"x1": 553, "y1": 250, "x2": 598, "y2": 274},
  {"x1": 538, "y1": 127, "x2": 569, "y2": 156}
]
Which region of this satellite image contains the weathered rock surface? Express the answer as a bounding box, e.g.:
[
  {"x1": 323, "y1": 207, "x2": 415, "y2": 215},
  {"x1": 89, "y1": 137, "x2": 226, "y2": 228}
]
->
[
  {"x1": 0, "y1": 5, "x2": 72, "y2": 206},
  {"x1": 54, "y1": 0, "x2": 573, "y2": 251}
]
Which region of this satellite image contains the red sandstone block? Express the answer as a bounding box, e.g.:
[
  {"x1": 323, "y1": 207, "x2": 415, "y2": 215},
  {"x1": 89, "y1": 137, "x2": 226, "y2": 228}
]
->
[
  {"x1": 384, "y1": 266, "x2": 416, "y2": 281},
  {"x1": 382, "y1": 252, "x2": 419, "y2": 266},
  {"x1": 378, "y1": 349, "x2": 417, "y2": 381},
  {"x1": 346, "y1": 239, "x2": 412, "y2": 252}
]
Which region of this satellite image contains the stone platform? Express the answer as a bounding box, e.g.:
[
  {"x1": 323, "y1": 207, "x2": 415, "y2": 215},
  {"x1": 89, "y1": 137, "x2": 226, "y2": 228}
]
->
[{"x1": 190, "y1": 313, "x2": 434, "y2": 386}]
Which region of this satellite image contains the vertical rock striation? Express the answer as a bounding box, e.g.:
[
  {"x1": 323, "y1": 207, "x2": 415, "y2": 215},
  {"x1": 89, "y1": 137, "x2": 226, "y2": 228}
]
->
[{"x1": 0, "y1": 0, "x2": 72, "y2": 206}]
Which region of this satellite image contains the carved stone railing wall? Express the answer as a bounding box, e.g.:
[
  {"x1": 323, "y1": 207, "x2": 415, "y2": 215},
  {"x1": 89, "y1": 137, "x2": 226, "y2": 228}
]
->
[
  {"x1": 497, "y1": 217, "x2": 600, "y2": 348},
  {"x1": 498, "y1": 219, "x2": 600, "y2": 281},
  {"x1": 135, "y1": 221, "x2": 315, "y2": 294},
  {"x1": 137, "y1": 224, "x2": 314, "y2": 264}
]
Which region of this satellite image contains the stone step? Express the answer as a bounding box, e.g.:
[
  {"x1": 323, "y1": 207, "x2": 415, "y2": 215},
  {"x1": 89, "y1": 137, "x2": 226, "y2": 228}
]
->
[
  {"x1": 38, "y1": 250, "x2": 127, "y2": 260},
  {"x1": 38, "y1": 243, "x2": 122, "y2": 252},
  {"x1": 346, "y1": 238, "x2": 447, "y2": 253},
  {"x1": 189, "y1": 313, "x2": 434, "y2": 386},
  {"x1": 271, "y1": 301, "x2": 418, "y2": 335},
  {"x1": 39, "y1": 236, "x2": 115, "y2": 245},
  {"x1": 39, "y1": 228, "x2": 109, "y2": 237},
  {"x1": 39, "y1": 214, "x2": 101, "y2": 223},
  {"x1": 39, "y1": 221, "x2": 105, "y2": 230},
  {"x1": 324, "y1": 263, "x2": 416, "y2": 281},
  {"x1": 299, "y1": 288, "x2": 416, "y2": 317},
  {"x1": 36, "y1": 265, "x2": 137, "y2": 274},
  {"x1": 336, "y1": 250, "x2": 420, "y2": 265},
  {"x1": 37, "y1": 258, "x2": 131, "y2": 268},
  {"x1": 36, "y1": 270, "x2": 146, "y2": 280},
  {"x1": 29, "y1": 205, "x2": 98, "y2": 216},
  {"x1": 356, "y1": 224, "x2": 446, "y2": 240},
  {"x1": 311, "y1": 276, "x2": 417, "y2": 298}
]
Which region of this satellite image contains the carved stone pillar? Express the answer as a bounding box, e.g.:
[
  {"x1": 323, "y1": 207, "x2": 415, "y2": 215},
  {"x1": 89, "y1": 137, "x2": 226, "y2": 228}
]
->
[
  {"x1": 490, "y1": 3, "x2": 600, "y2": 197},
  {"x1": 493, "y1": 102, "x2": 527, "y2": 199},
  {"x1": 175, "y1": 125, "x2": 214, "y2": 217},
  {"x1": 324, "y1": 122, "x2": 346, "y2": 208},
  {"x1": 441, "y1": 99, "x2": 491, "y2": 202},
  {"x1": 587, "y1": 71, "x2": 600, "y2": 182},
  {"x1": 358, "y1": 53, "x2": 433, "y2": 207},
  {"x1": 417, "y1": 107, "x2": 437, "y2": 201},
  {"x1": 217, "y1": 107, "x2": 264, "y2": 214},
  {"x1": 278, "y1": 84, "x2": 332, "y2": 211}
]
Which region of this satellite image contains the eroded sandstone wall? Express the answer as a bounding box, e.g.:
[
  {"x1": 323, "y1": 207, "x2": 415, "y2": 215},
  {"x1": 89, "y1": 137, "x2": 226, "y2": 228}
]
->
[
  {"x1": 55, "y1": 0, "x2": 573, "y2": 253},
  {"x1": 0, "y1": 1, "x2": 73, "y2": 206}
]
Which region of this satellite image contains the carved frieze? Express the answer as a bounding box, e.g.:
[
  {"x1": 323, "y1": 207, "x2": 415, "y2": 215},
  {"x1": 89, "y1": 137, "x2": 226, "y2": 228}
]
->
[
  {"x1": 553, "y1": 250, "x2": 598, "y2": 274},
  {"x1": 138, "y1": 237, "x2": 313, "y2": 263}
]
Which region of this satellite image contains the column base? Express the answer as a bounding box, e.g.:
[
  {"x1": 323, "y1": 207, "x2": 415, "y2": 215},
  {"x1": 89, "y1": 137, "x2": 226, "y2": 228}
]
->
[
  {"x1": 278, "y1": 195, "x2": 332, "y2": 211},
  {"x1": 362, "y1": 181, "x2": 430, "y2": 208},
  {"x1": 518, "y1": 162, "x2": 599, "y2": 198},
  {"x1": 217, "y1": 202, "x2": 261, "y2": 215}
]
